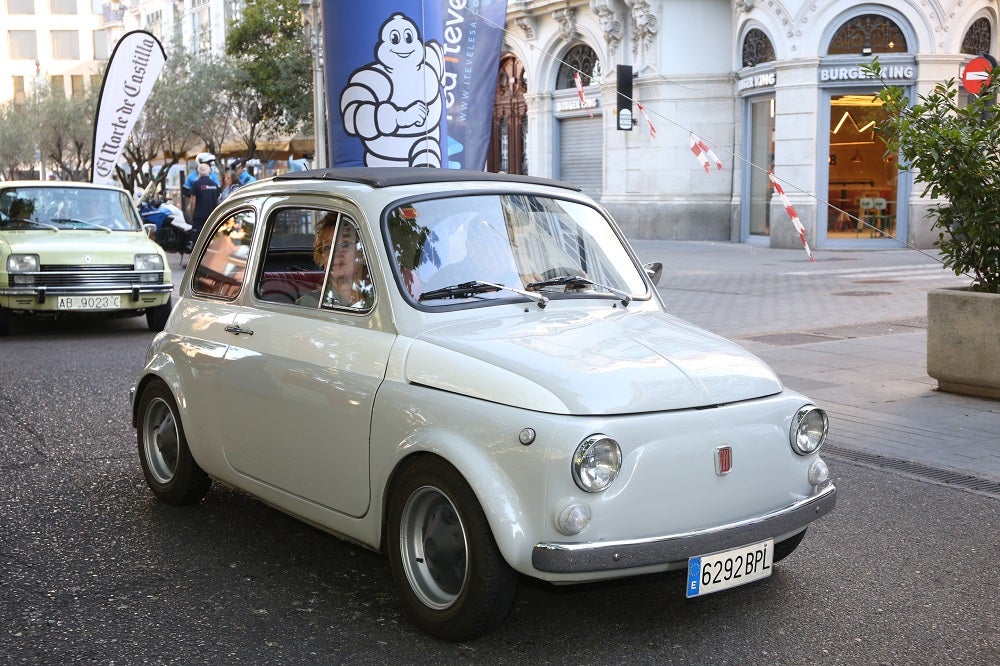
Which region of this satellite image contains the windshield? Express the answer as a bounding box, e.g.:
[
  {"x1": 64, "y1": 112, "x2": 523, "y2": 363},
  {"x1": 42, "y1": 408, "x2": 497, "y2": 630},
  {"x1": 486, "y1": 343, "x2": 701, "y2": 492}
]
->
[
  {"x1": 386, "y1": 193, "x2": 647, "y2": 307},
  {"x1": 0, "y1": 186, "x2": 142, "y2": 231}
]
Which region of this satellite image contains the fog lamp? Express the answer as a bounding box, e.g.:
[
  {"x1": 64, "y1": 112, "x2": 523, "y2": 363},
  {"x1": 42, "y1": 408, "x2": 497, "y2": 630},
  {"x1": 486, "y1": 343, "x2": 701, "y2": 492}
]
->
[
  {"x1": 555, "y1": 503, "x2": 591, "y2": 536},
  {"x1": 808, "y1": 457, "x2": 830, "y2": 486}
]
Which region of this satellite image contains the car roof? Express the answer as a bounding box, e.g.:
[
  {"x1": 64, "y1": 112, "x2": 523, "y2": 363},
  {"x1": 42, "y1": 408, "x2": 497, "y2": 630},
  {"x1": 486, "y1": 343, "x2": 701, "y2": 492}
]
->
[
  {"x1": 0, "y1": 180, "x2": 129, "y2": 194},
  {"x1": 272, "y1": 167, "x2": 581, "y2": 192}
]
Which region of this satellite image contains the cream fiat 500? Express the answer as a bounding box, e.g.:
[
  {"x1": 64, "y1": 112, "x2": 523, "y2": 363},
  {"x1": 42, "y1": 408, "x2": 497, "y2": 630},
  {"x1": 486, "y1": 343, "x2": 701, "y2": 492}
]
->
[{"x1": 130, "y1": 168, "x2": 835, "y2": 641}]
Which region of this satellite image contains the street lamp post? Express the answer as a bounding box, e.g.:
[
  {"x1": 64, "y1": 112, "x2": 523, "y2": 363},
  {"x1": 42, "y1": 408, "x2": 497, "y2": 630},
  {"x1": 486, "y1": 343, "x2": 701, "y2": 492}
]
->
[{"x1": 300, "y1": 0, "x2": 327, "y2": 168}]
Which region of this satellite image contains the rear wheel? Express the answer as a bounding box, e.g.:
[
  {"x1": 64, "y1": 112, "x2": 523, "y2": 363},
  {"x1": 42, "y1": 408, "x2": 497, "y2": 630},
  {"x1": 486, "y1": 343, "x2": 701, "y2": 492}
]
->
[
  {"x1": 136, "y1": 378, "x2": 210, "y2": 505},
  {"x1": 387, "y1": 457, "x2": 518, "y2": 641}
]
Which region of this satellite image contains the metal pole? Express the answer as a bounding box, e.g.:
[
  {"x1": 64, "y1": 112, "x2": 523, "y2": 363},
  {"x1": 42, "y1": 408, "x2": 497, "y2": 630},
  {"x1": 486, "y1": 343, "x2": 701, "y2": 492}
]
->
[{"x1": 312, "y1": 1, "x2": 327, "y2": 168}]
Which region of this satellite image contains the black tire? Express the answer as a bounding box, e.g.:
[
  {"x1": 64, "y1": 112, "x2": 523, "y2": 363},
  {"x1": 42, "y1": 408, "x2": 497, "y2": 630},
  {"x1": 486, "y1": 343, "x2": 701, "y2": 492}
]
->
[
  {"x1": 155, "y1": 225, "x2": 184, "y2": 254},
  {"x1": 387, "y1": 457, "x2": 518, "y2": 641},
  {"x1": 0, "y1": 306, "x2": 10, "y2": 337},
  {"x1": 146, "y1": 296, "x2": 172, "y2": 331},
  {"x1": 773, "y1": 528, "x2": 807, "y2": 564},
  {"x1": 136, "y1": 379, "x2": 210, "y2": 505}
]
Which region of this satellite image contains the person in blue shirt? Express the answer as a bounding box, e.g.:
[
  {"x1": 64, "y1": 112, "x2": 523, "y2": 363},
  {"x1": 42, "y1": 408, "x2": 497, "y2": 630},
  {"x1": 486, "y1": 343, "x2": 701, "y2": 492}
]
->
[
  {"x1": 181, "y1": 153, "x2": 219, "y2": 218},
  {"x1": 231, "y1": 158, "x2": 257, "y2": 186}
]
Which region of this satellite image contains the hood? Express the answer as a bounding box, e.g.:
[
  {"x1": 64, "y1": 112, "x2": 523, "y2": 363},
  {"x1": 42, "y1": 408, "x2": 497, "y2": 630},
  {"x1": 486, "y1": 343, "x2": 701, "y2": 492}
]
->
[
  {"x1": 404, "y1": 307, "x2": 782, "y2": 415},
  {"x1": 2, "y1": 230, "x2": 162, "y2": 263}
]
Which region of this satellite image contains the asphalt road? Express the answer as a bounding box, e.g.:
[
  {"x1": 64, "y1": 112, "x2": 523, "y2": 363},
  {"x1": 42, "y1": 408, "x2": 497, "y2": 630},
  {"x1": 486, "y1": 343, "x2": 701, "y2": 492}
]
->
[{"x1": 1, "y1": 311, "x2": 997, "y2": 664}]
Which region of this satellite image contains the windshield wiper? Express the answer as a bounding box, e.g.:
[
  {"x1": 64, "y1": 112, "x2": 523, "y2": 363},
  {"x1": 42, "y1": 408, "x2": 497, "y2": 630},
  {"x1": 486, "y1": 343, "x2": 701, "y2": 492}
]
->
[
  {"x1": 7, "y1": 218, "x2": 60, "y2": 231},
  {"x1": 419, "y1": 280, "x2": 548, "y2": 309},
  {"x1": 50, "y1": 218, "x2": 113, "y2": 233},
  {"x1": 526, "y1": 275, "x2": 632, "y2": 307}
]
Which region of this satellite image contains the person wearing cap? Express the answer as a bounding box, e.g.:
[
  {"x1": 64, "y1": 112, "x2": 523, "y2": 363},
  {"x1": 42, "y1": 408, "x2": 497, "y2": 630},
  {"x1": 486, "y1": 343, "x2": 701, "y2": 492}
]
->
[
  {"x1": 188, "y1": 162, "x2": 219, "y2": 238},
  {"x1": 231, "y1": 159, "x2": 257, "y2": 186}
]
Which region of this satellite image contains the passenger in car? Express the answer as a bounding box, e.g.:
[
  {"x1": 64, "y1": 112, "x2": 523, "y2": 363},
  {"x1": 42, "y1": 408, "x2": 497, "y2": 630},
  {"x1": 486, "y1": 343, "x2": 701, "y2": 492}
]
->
[{"x1": 297, "y1": 214, "x2": 371, "y2": 309}]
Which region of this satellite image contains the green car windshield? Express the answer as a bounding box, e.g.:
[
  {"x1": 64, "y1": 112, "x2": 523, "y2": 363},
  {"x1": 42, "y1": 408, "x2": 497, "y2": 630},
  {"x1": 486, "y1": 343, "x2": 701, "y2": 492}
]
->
[
  {"x1": 386, "y1": 193, "x2": 648, "y2": 307},
  {"x1": 0, "y1": 186, "x2": 143, "y2": 231}
]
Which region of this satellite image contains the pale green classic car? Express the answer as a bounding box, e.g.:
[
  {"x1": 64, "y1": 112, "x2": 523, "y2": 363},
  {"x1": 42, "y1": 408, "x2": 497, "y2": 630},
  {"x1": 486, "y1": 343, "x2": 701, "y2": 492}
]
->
[
  {"x1": 0, "y1": 181, "x2": 173, "y2": 336},
  {"x1": 130, "y1": 168, "x2": 836, "y2": 641}
]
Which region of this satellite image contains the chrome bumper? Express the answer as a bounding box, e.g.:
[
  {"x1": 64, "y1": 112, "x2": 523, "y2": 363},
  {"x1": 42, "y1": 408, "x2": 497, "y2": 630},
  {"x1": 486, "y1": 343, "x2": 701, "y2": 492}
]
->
[{"x1": 532, "y1": 483, "x2": 837, "y2": 574}]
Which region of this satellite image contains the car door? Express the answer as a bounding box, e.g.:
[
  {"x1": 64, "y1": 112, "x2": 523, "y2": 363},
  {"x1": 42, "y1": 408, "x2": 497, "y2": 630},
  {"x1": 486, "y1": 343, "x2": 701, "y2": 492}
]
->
[{"x1": 218, "y1": 206, "x2": 393, "y2": 518}]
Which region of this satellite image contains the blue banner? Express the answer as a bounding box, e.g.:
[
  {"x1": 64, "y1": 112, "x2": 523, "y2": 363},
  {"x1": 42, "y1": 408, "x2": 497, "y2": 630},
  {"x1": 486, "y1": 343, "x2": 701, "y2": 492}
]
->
[
  {"x1": 323, "y1": 1, "x2": 507, "y2": 170},
  {"x1": 440, "y1": 0, "x2": 508, "y2": 170}
]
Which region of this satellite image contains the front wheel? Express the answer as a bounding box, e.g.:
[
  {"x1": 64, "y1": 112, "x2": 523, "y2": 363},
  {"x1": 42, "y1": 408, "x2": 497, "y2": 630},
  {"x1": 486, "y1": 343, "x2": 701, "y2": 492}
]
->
[
  {"x1": 146, "y1": 296, "x2": 172, "y2": 331},
  {"x1": 136, "y1": 378, "x2": 210, "y2": 505},
  {"x1": 387, "y1": 458, "x2": 518, "y2": 641},
  {"x1": 0, "y1": 306, "x2": 10, "y2": 337}
]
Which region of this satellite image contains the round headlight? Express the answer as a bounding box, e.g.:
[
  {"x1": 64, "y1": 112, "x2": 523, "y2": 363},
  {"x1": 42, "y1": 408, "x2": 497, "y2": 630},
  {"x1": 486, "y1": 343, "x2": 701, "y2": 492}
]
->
[
  {"x1": 572, "y1": 434, "x2": 621, "y2": 493},
  {"x1": 790, "y1": 405, "x2": 828, "y2": 455}
]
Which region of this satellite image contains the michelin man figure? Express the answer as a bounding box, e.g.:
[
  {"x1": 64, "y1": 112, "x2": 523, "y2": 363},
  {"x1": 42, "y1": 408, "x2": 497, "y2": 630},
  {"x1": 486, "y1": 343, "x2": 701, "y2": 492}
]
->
[{"x1": 340, "y1": 13, "x2": 445, "y2": 167}]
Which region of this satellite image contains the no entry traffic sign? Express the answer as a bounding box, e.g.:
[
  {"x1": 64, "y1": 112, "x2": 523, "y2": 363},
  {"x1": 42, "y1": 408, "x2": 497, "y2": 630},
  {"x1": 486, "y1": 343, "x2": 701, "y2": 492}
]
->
[{"x1": 962, "y1": 56, "x2": 995, "y2": 95}]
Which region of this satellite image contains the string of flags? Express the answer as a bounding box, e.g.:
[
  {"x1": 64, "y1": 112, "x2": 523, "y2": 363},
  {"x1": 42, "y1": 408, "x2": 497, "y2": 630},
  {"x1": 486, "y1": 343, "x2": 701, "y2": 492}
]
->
[
  {"x1": 689, "y1": 133, "x2": 723, "y2": 173},
  {"x1": 636, "y1": 103, "x2": 657, "y2": 139},
  {"x1": 573, "y1": 72, "x2": 594, "y2": 118},
  {"x1": 768, "y1": 173, "x2": 815, "y2": 262},
  {"x1": 564, "y1": 75, "x2": 815, "y2": 262}
]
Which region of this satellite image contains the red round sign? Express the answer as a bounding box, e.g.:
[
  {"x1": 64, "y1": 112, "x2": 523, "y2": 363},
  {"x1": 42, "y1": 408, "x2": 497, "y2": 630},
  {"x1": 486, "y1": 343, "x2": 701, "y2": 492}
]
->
[{"x1": 962, "y1": 56, "x2": 994, "y2": 95}]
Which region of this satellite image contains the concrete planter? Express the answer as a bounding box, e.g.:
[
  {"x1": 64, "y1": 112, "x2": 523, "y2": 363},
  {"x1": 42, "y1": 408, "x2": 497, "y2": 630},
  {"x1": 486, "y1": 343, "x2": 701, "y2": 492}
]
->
[{"x1": 927, "y1": 287, "x2": 1000, "y2": 399}]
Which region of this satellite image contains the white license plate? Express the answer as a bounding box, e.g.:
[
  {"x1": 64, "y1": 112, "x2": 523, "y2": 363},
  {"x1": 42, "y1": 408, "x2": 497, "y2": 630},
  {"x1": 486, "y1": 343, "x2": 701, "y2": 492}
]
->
[
  {"x1": 56, "y1": 295, "x2": 122, "y2": 310},
  {"x1": 686, "y1": 538, "x2": 773, "y2": 598}
]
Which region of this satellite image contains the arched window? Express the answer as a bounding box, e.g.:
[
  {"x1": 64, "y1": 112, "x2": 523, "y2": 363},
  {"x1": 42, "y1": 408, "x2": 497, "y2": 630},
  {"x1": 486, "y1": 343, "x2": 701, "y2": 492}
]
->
[
  {"x1": 556, "y1": 44, "x2": 601, "y2": 89},
  {"x1": 741, "y1": 28, "x2": 775, "y2": 67},
  {"x1": 827, "y1": 14, "x2": 907, "y2": 55},
  {"x1": 961, "y1": 17, "x2": 992, "y2": 56}
]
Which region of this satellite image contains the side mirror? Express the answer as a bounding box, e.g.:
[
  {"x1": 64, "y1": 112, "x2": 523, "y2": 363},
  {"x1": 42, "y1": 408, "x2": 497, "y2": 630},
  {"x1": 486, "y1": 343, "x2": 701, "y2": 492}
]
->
[
  {"x1": 143, "y1": 223, "x2": 157, "y2": 238},
  {"x1": 644, "y1": 261, "x2": 663, "y2": 286}
]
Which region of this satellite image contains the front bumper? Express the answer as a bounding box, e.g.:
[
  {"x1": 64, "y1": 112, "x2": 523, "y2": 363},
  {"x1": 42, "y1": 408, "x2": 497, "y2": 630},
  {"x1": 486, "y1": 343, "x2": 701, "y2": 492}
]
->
[{"x1": 532, "y1": 482, "x2": 836, "y2": 574}]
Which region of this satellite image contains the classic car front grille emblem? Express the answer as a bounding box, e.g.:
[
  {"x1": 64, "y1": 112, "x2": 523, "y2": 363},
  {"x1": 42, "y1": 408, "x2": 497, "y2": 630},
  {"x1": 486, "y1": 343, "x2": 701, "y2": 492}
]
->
[{"x1": 714, "y1": 446, "x2": 733, "y2": 476}]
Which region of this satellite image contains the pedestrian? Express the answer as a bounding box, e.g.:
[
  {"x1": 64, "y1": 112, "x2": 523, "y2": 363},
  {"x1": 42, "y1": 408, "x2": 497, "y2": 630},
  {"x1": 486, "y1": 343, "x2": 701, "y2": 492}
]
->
[
  {"x1": 231, "y1": 158, "x2": 257, "y2": 186},
  {"x1": 188, "y1": 162, "x2": 219, "y2": 244},
  {"x1": 287, "y1": 154, "x2": 310, "y2": 172},
  {"x1": 218, "y1": 170, "x2": 241, "y2": 202},
  {"x1": 182, "y1": 153, "x2": 219, "y2": 221}
]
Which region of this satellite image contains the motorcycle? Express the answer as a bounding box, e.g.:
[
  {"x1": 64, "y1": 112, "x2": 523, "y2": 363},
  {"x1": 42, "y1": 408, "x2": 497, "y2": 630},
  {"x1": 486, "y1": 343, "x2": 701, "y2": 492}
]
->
[{"x1": 138, "y1": 182, "x2": 193, "y2": 261}]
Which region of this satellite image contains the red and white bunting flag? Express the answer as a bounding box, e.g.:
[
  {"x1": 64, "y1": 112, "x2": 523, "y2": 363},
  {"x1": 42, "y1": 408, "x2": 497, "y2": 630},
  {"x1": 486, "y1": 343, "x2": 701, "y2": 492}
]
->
[
  {"x1": 636, "y1": 103, "x2": 657, "y2": 139},
  {"x1": 573, "y1": 71, "x2": 593, "y2": 118},
  {"x1": 689, "y1": 133, "x2": 723, "y2": 173},
  {"x1": 768, "y1": 173, "x2": 815, "y2": 262}
]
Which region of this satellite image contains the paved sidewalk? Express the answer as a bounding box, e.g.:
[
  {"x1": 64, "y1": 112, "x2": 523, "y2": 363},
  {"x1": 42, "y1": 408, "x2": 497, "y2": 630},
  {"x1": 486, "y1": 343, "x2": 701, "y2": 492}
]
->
[{"x1": 630, "y1": 240, "x2": 1000, "y2": 490}]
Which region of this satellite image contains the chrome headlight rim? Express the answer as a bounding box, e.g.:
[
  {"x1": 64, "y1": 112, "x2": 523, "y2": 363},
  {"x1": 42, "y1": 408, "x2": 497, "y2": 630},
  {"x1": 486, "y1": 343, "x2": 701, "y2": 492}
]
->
[
  {"x1": 790, "y1": 404, "x2": 828, "y2": 455},
  {"x1": 572, "y1": 434, "x2": 622, "y2": 493}
]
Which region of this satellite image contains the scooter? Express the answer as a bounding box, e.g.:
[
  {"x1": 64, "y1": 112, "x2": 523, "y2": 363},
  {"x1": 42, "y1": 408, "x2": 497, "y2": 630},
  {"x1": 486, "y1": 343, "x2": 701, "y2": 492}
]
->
[{"x1": 138, "y1": 182, "x2": 193, "y2": 261}]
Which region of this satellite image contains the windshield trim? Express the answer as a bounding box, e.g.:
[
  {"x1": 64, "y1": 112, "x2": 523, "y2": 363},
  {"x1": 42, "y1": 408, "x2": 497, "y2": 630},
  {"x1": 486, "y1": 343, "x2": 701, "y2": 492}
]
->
[{"x1": 380, "y1": 189, "x2": 651, "y2": 313}]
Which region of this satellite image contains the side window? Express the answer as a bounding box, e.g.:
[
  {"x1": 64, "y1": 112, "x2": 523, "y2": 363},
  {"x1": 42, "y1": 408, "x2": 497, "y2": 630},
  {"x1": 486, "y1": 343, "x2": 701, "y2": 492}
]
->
[
  {"x1": 255, "y1": 208, "x2": 374, "y2": 312},
  {"x1": 192, "y1": 210, "x2": 256, "y2": 299}
]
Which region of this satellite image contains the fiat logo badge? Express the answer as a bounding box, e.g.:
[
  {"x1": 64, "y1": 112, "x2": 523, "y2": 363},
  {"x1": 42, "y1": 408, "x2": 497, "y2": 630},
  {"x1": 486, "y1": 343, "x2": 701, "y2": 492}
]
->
[{"x1": 714, "y1": 446, "x2": 733, "y2": 476}]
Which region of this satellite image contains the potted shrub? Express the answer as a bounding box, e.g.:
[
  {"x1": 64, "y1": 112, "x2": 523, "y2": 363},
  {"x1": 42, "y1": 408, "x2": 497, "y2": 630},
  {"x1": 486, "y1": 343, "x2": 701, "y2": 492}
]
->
[{"x1": 868, "y1": 58, "x2": 1000, "y2": 398}]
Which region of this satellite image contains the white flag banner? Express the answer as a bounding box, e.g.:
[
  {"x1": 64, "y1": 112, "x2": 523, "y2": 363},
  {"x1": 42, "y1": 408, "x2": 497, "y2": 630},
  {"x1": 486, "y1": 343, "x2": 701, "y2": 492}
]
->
[{"x1": 91, "y1": 30, "x2": 166, "y2": 185}]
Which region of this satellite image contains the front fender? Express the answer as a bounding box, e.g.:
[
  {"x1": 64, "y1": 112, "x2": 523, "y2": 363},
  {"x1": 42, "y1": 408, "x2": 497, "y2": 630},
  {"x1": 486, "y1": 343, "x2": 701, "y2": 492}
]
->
[{"x1": 370, "y1": 381, "x2": 563, "y2": 575}]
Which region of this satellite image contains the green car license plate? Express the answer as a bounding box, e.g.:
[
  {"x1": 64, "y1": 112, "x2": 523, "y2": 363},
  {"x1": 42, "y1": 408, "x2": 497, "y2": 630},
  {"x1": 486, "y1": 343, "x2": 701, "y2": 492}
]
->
[
  {"x1": 57, "y1": 295, "x2": 122, "y2": 310},
  {"x1": 686, "y1": 538, "x2": 773, "y2": 598}
]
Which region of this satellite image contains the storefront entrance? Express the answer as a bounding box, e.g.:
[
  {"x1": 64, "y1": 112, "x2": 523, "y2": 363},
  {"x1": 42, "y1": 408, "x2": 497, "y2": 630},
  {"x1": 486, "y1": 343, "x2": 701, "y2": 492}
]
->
[{"x1": 826, "y1": 93, "x2": 898, "y2": 241}]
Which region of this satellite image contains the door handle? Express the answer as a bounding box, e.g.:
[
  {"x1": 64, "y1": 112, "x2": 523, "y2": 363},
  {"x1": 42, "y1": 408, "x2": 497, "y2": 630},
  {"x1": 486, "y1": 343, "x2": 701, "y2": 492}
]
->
[{"x1": 224, "y1": 324, "x2": 254, "y2": 336}]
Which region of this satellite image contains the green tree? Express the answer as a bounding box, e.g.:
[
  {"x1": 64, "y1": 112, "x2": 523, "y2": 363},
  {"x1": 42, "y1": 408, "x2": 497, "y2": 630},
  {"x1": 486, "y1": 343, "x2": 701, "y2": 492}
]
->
[
  {"x1": 31, "y1": 84, "x2": 97, "y2": 180},
  {"x1": 224, "y1": 0, "x2": 312, "y2": 159},
  {"x1": 868, "y1": 58, "x2": 1000, "y2": 294},
  {"x1": 0, "y1": 102, "x2": 37, "y2": 179}
]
